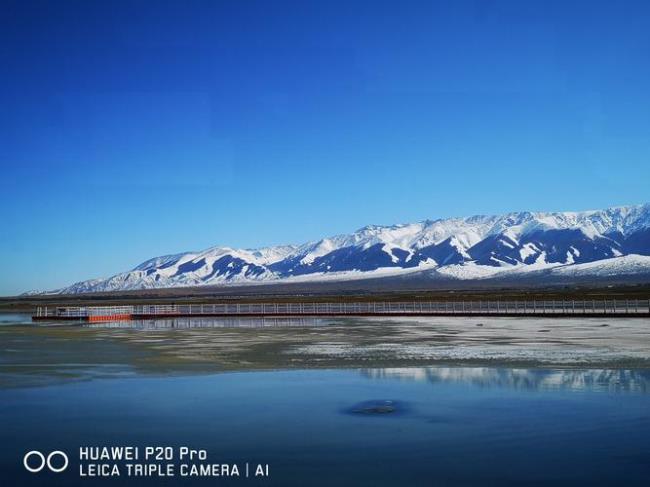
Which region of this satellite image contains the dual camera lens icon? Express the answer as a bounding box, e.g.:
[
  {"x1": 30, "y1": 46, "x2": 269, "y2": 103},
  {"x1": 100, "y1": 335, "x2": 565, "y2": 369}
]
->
[{"x1": 23, "y1": 451, "x2": 68, "y2": 473}]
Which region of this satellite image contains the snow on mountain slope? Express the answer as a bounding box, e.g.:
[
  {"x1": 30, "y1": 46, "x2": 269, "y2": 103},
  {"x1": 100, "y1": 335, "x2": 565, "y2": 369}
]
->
[
  {"x1": 544, "y1": 254, "x2": 650, "y2": 278},
  {"x1": 435, "y1": 254, "x2": 650, "y2": 282},
  {"x1": 55, "y1": 203, "x2": 650, "y2": 293}
]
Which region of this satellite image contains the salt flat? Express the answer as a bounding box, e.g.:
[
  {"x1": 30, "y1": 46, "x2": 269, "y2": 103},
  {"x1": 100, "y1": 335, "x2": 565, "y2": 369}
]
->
[{"x1": 2, "y1": 314, "x2": 650, "y2": 389}]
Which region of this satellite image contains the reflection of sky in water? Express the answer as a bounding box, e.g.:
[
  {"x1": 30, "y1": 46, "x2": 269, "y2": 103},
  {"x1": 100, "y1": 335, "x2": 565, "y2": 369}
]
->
[
  {"x1": 1, "y1": 368, "x2": 650, "y2": 486},
  {"x1": 362, "y1": 367, "x2": 650, "y2": 393}
]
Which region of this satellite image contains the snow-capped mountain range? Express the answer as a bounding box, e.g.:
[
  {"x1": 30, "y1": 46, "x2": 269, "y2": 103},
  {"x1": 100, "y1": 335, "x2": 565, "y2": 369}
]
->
[{"x1": 56, "y1": 204, "x2": 650, "y2": 294}]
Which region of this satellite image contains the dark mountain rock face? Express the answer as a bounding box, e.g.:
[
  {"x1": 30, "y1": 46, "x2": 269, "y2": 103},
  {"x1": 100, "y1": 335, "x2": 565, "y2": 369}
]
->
[
  {"x1": 467, "y1": 229, "x2": 625, "y2": 267},
  {"x1": 522, "y1": 229, "x2": 622, "y2": 264},
  {"x1": 469, "y1": 233, "x2": 522, "y2": 266},
  {"x1": 415, "y1": 238, "x2": 467, "y2": 266},
  {"x1": 622, "y1": 228, "x2": 650, "y2": 256},
  {"x1": 280, "y1": 244, "x2": 406, "y2": 275},
  {"x1": 203, "y1": 256, "x2": 268, "y2": 281}
]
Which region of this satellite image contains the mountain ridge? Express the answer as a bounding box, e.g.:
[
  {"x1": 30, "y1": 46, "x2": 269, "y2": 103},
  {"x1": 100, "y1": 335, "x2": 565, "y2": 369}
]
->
[{"x1": 53, "y1": 204, "x2": 650, "y2": 294}]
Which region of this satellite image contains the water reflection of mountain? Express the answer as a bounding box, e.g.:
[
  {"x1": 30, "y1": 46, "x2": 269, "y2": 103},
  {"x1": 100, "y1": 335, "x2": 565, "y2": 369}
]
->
[
  {"x1": 361, "y1": 367, "x2": 650, "y2": 393},
  {"x1": 84, "y1": 317, "x2": 329, "y2": 329}
]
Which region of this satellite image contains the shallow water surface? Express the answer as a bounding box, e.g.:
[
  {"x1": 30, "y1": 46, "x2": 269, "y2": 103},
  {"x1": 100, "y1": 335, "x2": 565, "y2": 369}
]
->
[
  {"x1": 1, "y1": 313, "x2": 649, "y2": 485},
  {"x1": 0, "y1": 367, "x2": 649, "y2": 486}
]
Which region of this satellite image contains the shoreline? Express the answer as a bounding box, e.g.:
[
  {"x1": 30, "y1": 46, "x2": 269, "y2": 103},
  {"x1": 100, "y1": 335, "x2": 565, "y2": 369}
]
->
[{"x1": 4, "y1": 282, "x2": 650, "y2": 313}]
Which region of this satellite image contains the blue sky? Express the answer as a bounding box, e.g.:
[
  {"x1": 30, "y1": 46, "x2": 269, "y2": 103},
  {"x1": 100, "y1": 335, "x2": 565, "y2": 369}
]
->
[{"x1": 1, "y1": 0, "x2": 649, "y2": 295}]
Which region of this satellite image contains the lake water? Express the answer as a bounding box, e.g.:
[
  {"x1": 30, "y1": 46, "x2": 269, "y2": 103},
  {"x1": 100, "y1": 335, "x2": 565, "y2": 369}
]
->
[{"x1": 1, "y1": 314, "x2": 649, "y2": 485}]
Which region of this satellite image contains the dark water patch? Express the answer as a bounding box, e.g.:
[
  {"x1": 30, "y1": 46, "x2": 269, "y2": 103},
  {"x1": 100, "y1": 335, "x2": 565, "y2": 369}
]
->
[{"x1": 344, "y1": 399, "x2": 408, "y2": 417}]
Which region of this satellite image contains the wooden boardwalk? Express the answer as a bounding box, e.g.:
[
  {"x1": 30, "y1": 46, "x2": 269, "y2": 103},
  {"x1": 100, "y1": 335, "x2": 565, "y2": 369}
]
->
[{"x1": 32, "y1": 299, "x2": 650, "y2": 322}]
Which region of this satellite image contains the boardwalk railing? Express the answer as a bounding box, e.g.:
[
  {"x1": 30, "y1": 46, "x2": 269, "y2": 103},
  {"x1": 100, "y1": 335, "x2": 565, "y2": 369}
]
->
[
  {"x1": 34, "y1": 299, "x2": 650, "y2": 320},
  {"x1": 35, "y1": 306, "x2": 133, "y2": 318}
]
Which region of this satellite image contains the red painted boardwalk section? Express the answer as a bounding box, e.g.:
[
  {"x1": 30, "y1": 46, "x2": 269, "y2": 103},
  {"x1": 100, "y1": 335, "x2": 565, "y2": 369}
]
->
[{"x1": 87, "y1": 314, "x2": 132, "y2": 323}]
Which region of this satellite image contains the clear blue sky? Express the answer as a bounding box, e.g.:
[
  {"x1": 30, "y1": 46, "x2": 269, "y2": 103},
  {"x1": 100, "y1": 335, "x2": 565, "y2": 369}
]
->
[{"x1": 1, "y1": 0, "x2": 649, "y2": 295}]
